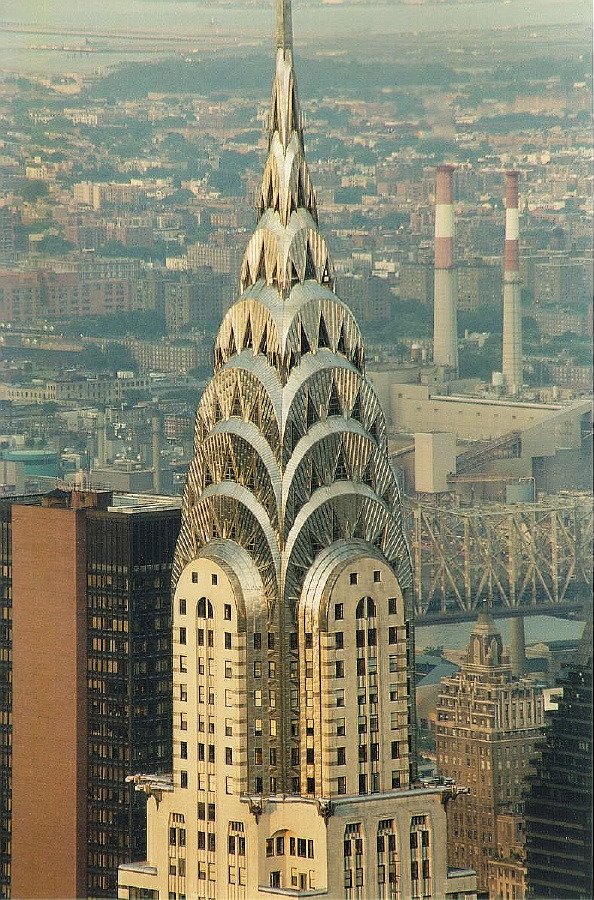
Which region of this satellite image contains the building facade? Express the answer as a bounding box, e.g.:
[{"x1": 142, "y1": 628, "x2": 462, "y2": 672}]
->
[
  {"x1": 1, "y1": 489, "x2": 180, "y2": 898},
  {"x1": 435, "y1": 612, "x2": 546, "y2": 894},
  {"x1": 524, "y1": 621, "x2": 592, "y2": 900},
  {"x1": 118, "y1": 4, "x2": 476, "y2": 900}
]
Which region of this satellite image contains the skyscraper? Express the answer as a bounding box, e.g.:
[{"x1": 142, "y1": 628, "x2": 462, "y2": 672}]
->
[
  {"x1": 1, "y1": 489, "x2": 179, "y2": 899},
  {"x1": 119, "y1": 4, "x2": 476, "y2": 900},
  {"x1": 524, "y1": 619, "x2": 592, "y2": 899},
  {"x1": 435, "y1": 612, "x2": 546, "y2": 895}
]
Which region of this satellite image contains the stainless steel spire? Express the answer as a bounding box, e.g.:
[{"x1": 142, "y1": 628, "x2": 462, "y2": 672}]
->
[
  {"x1": 172, "y1": 0, "x2": 414, "y2": 794},
  {"x1": 276, "y1": 0, "x2": 293, "y2": 52}
]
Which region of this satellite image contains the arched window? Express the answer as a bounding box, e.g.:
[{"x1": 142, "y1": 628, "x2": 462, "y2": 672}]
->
[
  {"x1": 197, "y1": 597, "x2": 213, "y2": 619},
  {"x1": 356, "y1": 596, "x2": 376, "y2": 620}
]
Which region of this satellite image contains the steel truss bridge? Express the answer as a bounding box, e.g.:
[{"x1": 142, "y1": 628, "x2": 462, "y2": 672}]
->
[{"x1": 404, "y1": 494, "x2": 593, "y2": 625}]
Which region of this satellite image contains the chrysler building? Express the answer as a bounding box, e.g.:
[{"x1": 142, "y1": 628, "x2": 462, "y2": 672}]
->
[{"x1": 119, "y1": 3, "x2": 475, "y2": 898}]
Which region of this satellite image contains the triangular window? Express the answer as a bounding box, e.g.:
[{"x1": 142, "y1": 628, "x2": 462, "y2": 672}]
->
[
  {"x1": 231, "y1": 387, "x2": 242, "y2": 418},
  {"x1": 259, "y1": 323, "x2": 268, "y2": 355},
  {"x1": 318, "y1": 315, "x2": 330, "y2": 349},
  {"x1": 328, "y1": 382, "x2": 342, "y2": 417},
  {"x1": 243, "y1": 316, "x2": 253, "y2": 349},
  {"x1": 304, "y1": 244, "x2": 316, "y2": 280},
  {"x1": 335, "y1": 447, "x2": 348, "y2": 480},
  {"x1": 228, "y1": 328, "x2": 237, "y2": 357},
  {"x1": 256, "y1": 252, "x2": 266, "y2": 283},
  {"x1": 337, "y1": 322, "x2": 346, "y2": 354},
  {"x1": 300, "y1": 323, "x2": 311, "y2": 354},
  {"x1": 353, "y1": 518, "x2": 366, "y2": 540},
  {"x1": 306, "y1": 395, "x2": 319, "y2": 429},
  {"x1": 351, "y1": 392, "x2": 362, "y2": 423}
]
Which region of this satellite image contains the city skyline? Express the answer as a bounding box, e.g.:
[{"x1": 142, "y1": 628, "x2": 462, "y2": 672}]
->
[{"x1": 0, "y1": 0, "x2": 591, "y2": 896}]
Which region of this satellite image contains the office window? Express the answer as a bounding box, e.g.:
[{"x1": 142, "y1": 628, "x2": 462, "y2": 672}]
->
[{"x1": 180, "y1": 771, "x2": 188, "y2": 788}]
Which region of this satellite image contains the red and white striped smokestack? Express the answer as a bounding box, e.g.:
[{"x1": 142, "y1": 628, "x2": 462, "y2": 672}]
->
[
  {"x1": 435, "y1": 164, "x2": 455, "y2": 269},
  {"x1": 504, "y1": 170, "x2": 520, "y2": 277},
  {"x1": 433, "y1": 164, "x2": 458, "y2": 372},
  {"x1": 502, "y1": 170, "x2": 523, "y2": 394}
]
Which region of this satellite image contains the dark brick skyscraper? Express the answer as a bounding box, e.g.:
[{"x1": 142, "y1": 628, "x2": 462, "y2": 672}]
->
[
  {"x1": 524, "y1": 619, "x2": 592, "y2": 899},
  {"x1": 1, "y1": 489, "x2": 180, "y2": 899}
]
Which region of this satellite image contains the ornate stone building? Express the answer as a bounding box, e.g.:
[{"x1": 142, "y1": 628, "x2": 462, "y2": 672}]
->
[
  {"x1": 118, "y1": 3, "x2": 476, "y2": 898},
  {"x1": 435, "y1": 612, "x2": 545, "y2": 896}
]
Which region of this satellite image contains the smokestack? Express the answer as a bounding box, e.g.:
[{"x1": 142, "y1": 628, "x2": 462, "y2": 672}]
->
[
  {"x1": 502, "y1": 170, "x2": 523, "y2": 394},
  {"x1": 96, "y1": 412, "x2": 106, "y2": 466},
  {"x1": 152, "y1": 415, "x2": 162, "y2": 494},
  {"x1": 433, "y1": 164, "x2": 458, "y2": 374}
]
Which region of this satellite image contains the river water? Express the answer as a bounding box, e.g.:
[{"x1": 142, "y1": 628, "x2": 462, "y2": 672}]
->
[
  {"x1": 1, "y1": 0, "x2": 590, "y2": 73},
  {"x1": 416, "y1": 613, "x2": 585, "y2": 652}
]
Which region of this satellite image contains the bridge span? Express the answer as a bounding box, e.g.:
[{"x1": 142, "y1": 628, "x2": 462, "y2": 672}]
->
[{"x1": 404, "y1": 494, "x2": 592, "y2": 626}]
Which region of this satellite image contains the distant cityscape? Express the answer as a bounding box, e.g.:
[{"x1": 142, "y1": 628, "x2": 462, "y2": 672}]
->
[{"x1": 0, "y1": 1, "x2": 591, "y2": 898}]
